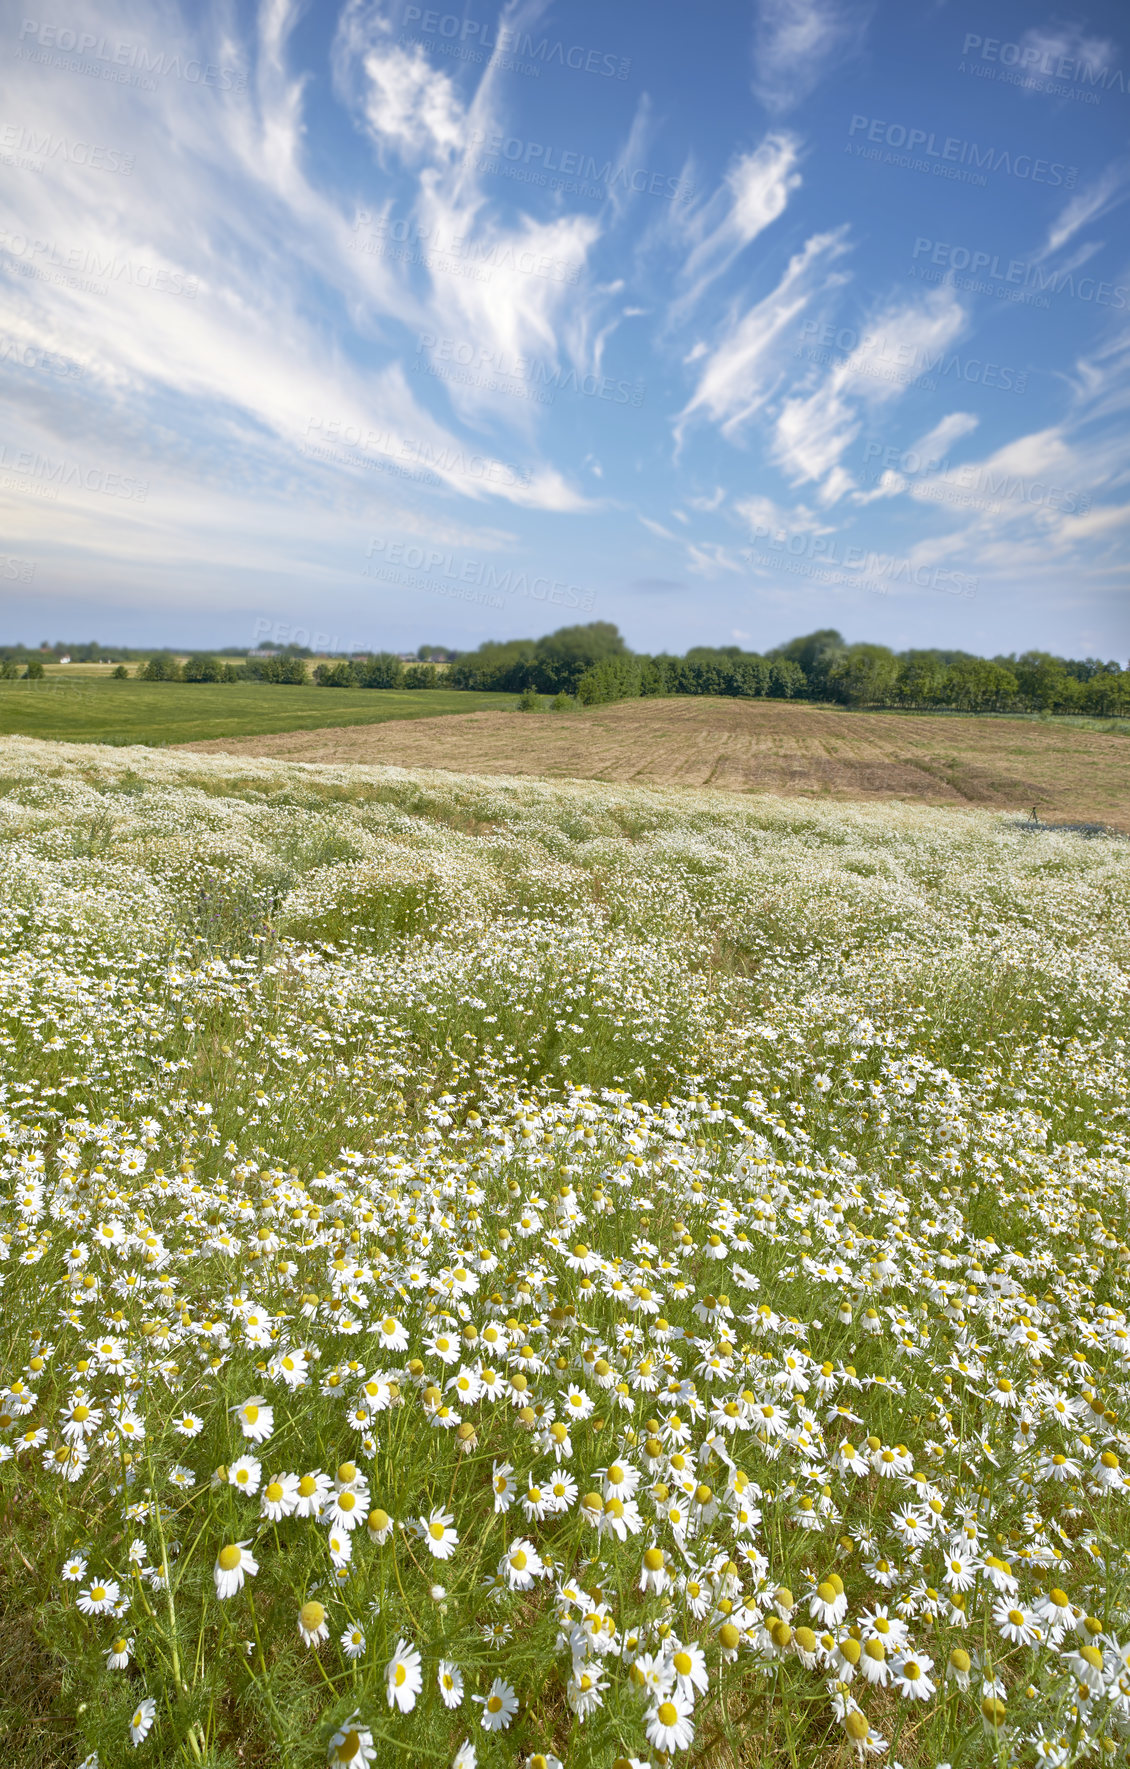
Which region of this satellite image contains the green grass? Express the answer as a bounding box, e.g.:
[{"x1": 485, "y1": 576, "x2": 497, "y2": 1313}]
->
[{"x1": 0, "y1": 679, "x2": 513, "y2": 746}]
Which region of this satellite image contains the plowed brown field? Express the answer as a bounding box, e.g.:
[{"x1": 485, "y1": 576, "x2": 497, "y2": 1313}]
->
[{"x1": 179, "y1": 697, "x2": 1130, "y2": 828}]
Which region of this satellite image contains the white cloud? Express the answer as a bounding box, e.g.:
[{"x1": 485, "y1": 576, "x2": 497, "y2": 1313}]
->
[
  {"x1": 1014, "y1": 25, "x2": 1119, "y2": 94},
  {"x1": 911, "y1": 412, "x2": 980, "y2": 457},
  {"x1": 771, "y1": 285, "x2": 965, "y2": 496},
  {"x1": 359, "y1": 45, "x2": 465, "y2": 162},
  {"x1": 751, "y1": 0, "x2": 872, "y2": 115},
  {"x1": 734, "y1": 492, "x2": 833, "y2": 535},
  {"x1": 851, "y1": 469, "x2": 905, "y2": 506},
  {"x1": 672, "y1": 134, "x2": 802, "y2": 316},
  {"x1": 676, "y1": 227, "x2": 851, "y2": 442},
  {"x1": 1036, "y1": 165, "x2": 1130, "y2": 260}
]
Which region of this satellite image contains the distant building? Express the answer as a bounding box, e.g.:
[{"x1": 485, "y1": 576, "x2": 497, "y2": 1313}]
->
[{"x1": 58, "y1": 655, "x2": 71, "y2": 664}]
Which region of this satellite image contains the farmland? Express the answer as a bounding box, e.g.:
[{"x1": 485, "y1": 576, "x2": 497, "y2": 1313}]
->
[
  {"x1": 183, "y1": 696, "x2": 1130, "y2": 832},
  {"x1": 0, "y1": 678, "x2": 513, "y2": 747},
  {"x1": 0, "y1": 735, "x2": 1128, "y2": 1767}
]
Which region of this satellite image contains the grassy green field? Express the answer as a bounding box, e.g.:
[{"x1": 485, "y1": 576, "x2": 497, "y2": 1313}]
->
[{"x1": 0, "y1": 678, "x2": 512, "y2": 746}]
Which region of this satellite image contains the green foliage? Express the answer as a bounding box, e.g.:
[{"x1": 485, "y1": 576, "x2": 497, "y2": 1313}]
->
[
  {"x1": 825, "y1": 643, "x2": 901, "y2": 707},
  {"x1": 449, "y1": 624, "x2": 628, "y2": 695},
  {"x1": 181, "y1": 655, "x2": 227, "y2": 683},
  {"x1": 23, "y1": 658, "x2": 45, "y2": 680},
  {"x1": 516, "y1": 686, "x2": 543, "y2": 711},
  {"x1": 142, "y1": 653, "x2": 181, "y2": 682},
  {"x1": 313, "y1": 660, "x2": 359, "y2": 689},
  {"x1": 244, "y1": 654, "x2": 309, "y2": 685}
]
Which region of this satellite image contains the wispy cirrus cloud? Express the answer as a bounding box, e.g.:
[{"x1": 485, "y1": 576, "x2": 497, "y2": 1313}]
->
[
  {"x1": 771, "y1": 285, "x2": 965, "y2": 498},
  {"x1": 669, "y1": 133, "x2": 803, "y2": 319},
  {"x1": 1036, "y1": 164, "x2": 1130, "y2": 261},
  {"x1": 751, "y1": 0, "x2": 873, "y2": 115},
  {"x1": 675, "y1": 227, "x2": 851, "y2": 444}
]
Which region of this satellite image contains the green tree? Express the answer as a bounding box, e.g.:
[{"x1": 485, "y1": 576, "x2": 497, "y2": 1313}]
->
[
  {"x1": 358, "y1": 654, "x2": 405, "y2": 689},
  {"x1": 313, "y1": 661, "x2": 358, "y2": 688},
  {"x1": 895, "y1": 654, "x2": 949, "y2": 707},
  {"x1": 940, "y1": 658, "x2": 1018, "y2": 711},
  {"x1": 825, "y1": 644, "x2": 900, "y2": 706},
  {"x1": 770, "y1": 629, "x2": 845, "y2": 694},
  {"x1": 182, "y1": 654, "x2": 225, "y2": 682}
]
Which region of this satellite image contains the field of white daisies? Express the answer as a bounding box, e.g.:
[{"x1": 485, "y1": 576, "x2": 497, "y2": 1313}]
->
[{"x1": 1, "y1": 735, "x2": 1129, "y2": 1769}]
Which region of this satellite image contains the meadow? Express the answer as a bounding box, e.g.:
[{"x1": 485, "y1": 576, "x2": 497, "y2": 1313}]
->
[
  {"x1": 0, "y1": 734, "x2": 1128, "y2": 1769},
  {"x1": 0, "y1": 678, "x2": 513, "y2": 747}
]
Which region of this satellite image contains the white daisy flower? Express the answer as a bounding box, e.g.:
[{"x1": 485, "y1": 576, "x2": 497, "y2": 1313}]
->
[
  {"x1": 128, "y1": 1697, "x2": 156, "y2": 1747},
  {"x1": 214, "y1": 1541, "x2": 257, "y2": 1599},
  {"x1": 385, "y1": 1638, "x2": 422, "y2": 1713}
]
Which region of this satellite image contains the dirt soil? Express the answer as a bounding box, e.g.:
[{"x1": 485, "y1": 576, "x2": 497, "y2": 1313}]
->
[{"x1": 178, "y1": 697, "x2": 1130, "y2": 829}]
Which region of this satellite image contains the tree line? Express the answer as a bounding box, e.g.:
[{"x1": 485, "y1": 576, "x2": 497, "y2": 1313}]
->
[
  {"x1": 447, "y1": 626, "x2": 1130, "y2": 717},
  {"x1": 13, "y1": 625, "x2": 1127, "y2": 717}
]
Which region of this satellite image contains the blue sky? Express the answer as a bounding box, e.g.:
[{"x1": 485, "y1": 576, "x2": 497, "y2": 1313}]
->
[{"x1": 1, "y1": 0, "x2": 1127, "y2": 657}]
